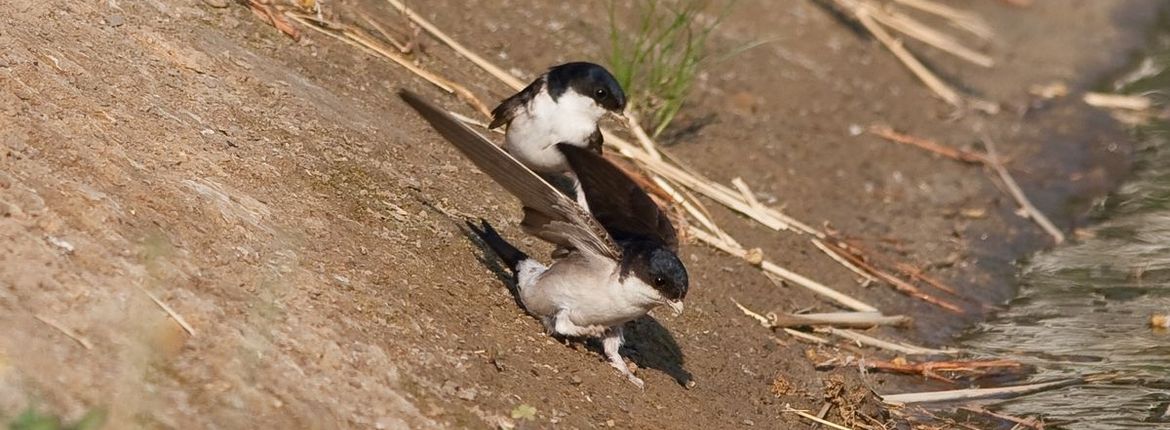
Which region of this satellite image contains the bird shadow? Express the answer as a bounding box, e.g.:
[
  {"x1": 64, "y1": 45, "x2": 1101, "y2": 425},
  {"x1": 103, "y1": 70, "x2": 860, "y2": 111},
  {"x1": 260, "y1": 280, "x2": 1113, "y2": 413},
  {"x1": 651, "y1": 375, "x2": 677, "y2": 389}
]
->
[{"x1": 622, "y1": 316, "x2": 692, "y2": 387}]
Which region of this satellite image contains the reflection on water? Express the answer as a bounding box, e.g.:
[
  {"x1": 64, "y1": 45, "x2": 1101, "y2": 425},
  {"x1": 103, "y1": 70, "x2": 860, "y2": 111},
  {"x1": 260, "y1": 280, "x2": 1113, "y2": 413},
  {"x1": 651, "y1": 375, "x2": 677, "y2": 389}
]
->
[{"x1": 961, "y1": 25, "x2": 1170, "y2": 429}]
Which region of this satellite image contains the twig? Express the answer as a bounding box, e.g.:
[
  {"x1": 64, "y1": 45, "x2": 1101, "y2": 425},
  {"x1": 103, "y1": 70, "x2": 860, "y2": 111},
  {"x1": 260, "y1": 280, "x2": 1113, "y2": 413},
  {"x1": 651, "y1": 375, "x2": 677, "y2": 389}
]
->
[
  {"x1": 869, "y1": 125, "x2": 990, "y2": 164},
  {"x1": 881, "y1": 377, "x2": 1085, "y2": 404},
  {"x1": 819, "y1": 240, "x2": 963, "y2": 313},
  {"x1": 811, "y1": 239, "x2": 879, "y2": 285},
  {"x1": 818, "y1": 327, "x2": 957, "y2": 355},
  {"x1": 981, "y1": 134, "x2": 1065, "y2": 244},
  {"x1": 783, "y1": 405, "x2": 856, "y2": 430},
  {"x1": 894, "y1": 262, "x2": 958, "y2": 295},
  {"x1": 856, "y1": 358, "x2": 1023, "y2": 381},
  {"x1": 141, "y1": 288, "x2": 196, "y2": 336},
  {"x1": 35, "y1": 315, "x2": 93, "y2": 350}
]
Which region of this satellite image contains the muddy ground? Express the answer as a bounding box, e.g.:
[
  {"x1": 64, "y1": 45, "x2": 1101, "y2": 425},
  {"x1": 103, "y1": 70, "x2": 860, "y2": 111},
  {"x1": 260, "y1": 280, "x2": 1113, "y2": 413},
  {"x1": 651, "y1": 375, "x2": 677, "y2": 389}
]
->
[{"x1": 0, "y1": 0, "x2": 1163, "y2": 428}]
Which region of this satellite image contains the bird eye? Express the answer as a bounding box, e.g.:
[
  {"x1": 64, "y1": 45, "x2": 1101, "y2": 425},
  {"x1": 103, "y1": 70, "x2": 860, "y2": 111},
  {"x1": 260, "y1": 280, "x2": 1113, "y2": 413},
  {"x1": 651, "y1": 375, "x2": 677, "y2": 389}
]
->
[
  {"x1": 595, "y1": 88, "x2": 607, "y2": 98},
  {"x1": 653, "y1": 277, "x2": 666, "y2": 287}
]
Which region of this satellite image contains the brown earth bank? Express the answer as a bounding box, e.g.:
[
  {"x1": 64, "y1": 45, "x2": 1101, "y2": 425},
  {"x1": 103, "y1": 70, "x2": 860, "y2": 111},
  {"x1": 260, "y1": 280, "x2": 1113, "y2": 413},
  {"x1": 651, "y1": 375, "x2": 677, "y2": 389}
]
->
[{"x1": 0, "y1": 0, "x2": 1163, "y2": 428}]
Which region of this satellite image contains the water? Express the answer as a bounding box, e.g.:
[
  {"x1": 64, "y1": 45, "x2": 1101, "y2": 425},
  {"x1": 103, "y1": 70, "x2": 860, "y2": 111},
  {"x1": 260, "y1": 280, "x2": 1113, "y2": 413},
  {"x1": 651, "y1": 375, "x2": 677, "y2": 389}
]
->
[{"x1": 959, "y1": 24, "x2": 1170, "y2": 429}]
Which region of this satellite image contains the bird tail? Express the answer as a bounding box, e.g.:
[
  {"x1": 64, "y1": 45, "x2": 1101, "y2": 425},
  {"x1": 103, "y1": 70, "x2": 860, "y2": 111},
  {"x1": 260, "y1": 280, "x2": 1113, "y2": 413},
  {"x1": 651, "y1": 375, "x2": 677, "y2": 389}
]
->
[{"x1": 467, "y1": 219, "x2": 529, "y2": 273}]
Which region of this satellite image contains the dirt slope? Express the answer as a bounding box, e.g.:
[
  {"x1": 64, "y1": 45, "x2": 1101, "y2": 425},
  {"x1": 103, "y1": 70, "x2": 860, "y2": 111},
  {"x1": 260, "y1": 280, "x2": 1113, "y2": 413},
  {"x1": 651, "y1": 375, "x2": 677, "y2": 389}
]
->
[{"x1": 0, "y1": 0, "x2": 1160, "y2": 428}]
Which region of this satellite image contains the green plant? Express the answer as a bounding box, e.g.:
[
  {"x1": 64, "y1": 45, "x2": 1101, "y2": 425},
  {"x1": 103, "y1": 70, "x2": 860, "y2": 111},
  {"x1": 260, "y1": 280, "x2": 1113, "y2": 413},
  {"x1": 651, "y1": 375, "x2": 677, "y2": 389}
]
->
[
  {"x1": 7, "y1": 407, "x2": 106, "y2": 430},
  {"x1": 608, "y1": 0, "x2": 735, "y2": 138}
]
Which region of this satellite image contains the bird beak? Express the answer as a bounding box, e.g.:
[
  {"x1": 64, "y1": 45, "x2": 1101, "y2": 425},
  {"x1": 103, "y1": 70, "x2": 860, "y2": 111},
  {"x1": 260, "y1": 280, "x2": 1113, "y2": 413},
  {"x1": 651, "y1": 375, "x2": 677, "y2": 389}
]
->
[{"x1": 667, "y1": 300, "x2": 685, "y2": 316}]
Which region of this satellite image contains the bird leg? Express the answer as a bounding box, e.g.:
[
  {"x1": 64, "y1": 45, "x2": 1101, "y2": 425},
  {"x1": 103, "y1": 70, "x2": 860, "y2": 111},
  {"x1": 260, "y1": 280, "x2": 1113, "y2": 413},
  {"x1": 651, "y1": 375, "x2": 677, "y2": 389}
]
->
[{"x1": 602, "y1": 326, "x2": 643, "y2": 389}]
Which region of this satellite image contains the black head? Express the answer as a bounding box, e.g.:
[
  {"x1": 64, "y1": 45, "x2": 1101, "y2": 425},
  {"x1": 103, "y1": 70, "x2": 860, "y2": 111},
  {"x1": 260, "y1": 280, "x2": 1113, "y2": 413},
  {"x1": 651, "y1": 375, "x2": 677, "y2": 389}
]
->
[
  {"x1": 545, "y1": 62, "x2": 627, "y2": 113},
  {"x1": 622, "y1": 243, "x2": 689, "y2": 301}
]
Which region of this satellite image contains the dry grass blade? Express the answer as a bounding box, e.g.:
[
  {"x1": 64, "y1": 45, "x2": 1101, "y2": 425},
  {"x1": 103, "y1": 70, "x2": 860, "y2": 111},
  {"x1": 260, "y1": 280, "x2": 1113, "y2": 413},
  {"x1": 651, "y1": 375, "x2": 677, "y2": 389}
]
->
[
  {"x1": 730, "y1": 177, "x2": 764, "y2": 210},
  {"x1": 858, "y1": 0, "x2": 994, "y2": 67},
  {"x1": 1083, "y1": 92, "x2": 1153, "y2": 111},
  {"x1": 892, "y1": 0, "x2": 994, "y2": 40},
  {"x1": 818, "y1": 327, "x2": 957, "y2": 355},
  {"x1": 784, "y1": 328, "x2": 832, "y2": 344},
  {"x1": 141, "y1": 288, "x2": 196, "y2": 337},
  {"x1": 982, "y1": 134, "x2": 1065, "y2": 244},
  {"x1": 693, "y1": 228, "x2": 879, "y2": 312},
  {"x1": 384, "y1": 0, "x2": 524, "y2": 90},
  {"x1": 286, "y1": 13, "x2": 493, "y2": 117},
  {"x1": 771, "y1": 312, "x2": 911, "y2": 328},
  {"x1": 35, "y1": 315, "x2": 94, "y2": 350},
  {"x1": 783, "y1": 405, "x2": 856, "y2": 430},
  {"x1": 828, "y1": 1, "x2": 999, "y2": 113},
  {"x1": 881, "y1": 377, "x2": 1085, "y2": 404},
  {"x1": 852, "y1": 8, "x2": 960, "y2": 107},
  {"x1": 358, "y1": 11, "x2": 410, "y2": 53},
  {"x1": 731, "y1": 297, "x2": 772, "y2": 326}
]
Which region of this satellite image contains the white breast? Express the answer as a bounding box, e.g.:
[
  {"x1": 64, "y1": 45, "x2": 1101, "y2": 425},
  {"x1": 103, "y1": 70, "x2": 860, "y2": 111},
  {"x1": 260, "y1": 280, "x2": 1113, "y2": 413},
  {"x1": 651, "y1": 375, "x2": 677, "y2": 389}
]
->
[
  {"x1": 503, "y1": 89, "x2": 606, "y2": 174},
  {"x1": 522, "y1": 255, "x2": 667, "y2": 329}
]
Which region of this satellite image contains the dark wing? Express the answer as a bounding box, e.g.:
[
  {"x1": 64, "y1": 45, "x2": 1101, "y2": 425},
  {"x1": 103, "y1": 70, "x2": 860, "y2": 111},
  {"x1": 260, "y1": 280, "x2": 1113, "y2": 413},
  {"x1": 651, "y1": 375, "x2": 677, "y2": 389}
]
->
[
  {"x1": 399, "y1": 90, "x2": 620, "y2": 260},
  {"x1": 559, "y1": 144, "x2": 679, "y2": 250},
  {"x1": 488, "y1": 77, "x2": 544, "y2": 129}
]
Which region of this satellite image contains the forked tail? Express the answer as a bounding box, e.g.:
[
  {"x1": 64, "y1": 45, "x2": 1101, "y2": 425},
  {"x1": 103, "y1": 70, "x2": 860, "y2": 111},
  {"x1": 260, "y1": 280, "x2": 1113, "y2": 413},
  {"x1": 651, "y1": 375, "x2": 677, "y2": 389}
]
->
[{"x1": 466, "y1": 219, "x2": 529, "y2": 273}]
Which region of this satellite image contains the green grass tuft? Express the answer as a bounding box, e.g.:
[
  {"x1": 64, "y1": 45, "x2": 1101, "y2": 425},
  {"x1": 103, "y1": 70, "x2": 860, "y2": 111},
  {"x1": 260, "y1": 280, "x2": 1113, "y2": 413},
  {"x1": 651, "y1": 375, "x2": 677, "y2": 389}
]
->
[
  {"x1": 608, "y1": 0, "x2": 736, "y2": 138},
  {"x1": 7, "y1": 407, "x2": 107, "y2": 430}
]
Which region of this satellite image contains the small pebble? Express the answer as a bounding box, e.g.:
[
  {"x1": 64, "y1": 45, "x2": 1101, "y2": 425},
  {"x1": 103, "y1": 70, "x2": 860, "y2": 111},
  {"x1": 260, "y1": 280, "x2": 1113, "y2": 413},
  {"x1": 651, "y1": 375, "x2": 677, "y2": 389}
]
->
[
  {"x1": 569, "y1": 375, "x2": 583, "y2": 385},
  {"x1": 203, "y1": 0, "x2": 231, "y2": 7},
  {"x1": 105, "y1": 15, "x2": 124, "y2": 27},
  {"x1": 1151, "y1": 314, "x2": 1168, "y2": 328}
]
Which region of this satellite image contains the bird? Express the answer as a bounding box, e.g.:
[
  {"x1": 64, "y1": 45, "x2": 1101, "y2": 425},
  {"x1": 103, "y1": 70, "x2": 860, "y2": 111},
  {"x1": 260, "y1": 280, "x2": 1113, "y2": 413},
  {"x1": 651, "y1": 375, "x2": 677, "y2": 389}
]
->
[
  {"x1": 401, "y1": 90, "x2": 686, "y2": 388},
  {"x1": 489, "y1": 62, "x2": 626, "y2": 209}
]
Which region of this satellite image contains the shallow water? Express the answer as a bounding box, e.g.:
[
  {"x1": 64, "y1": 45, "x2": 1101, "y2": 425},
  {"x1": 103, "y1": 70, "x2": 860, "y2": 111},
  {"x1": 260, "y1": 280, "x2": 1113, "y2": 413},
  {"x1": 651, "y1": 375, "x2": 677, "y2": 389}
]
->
[{"x1": 959, "y1": 22, "x2": 1170, "y2": 429}]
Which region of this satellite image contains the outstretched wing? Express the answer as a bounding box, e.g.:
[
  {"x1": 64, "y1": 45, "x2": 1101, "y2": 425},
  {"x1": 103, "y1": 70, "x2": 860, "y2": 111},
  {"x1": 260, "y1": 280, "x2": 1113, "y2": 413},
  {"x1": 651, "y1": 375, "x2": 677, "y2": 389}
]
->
[
  {"x1": 488, "y1": 77, "x2": 543, "y2": 129},
  {"x1": 560, "y1": 144, "x2": 679, "y2": 250},
  {"x1": 400, "y1": 90, "x2": 619, "y2": 260}
]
